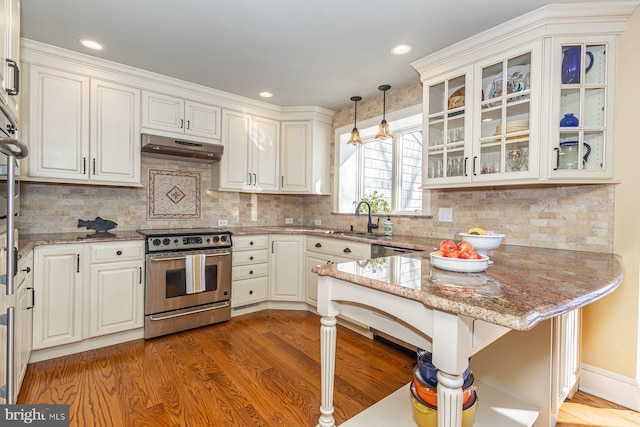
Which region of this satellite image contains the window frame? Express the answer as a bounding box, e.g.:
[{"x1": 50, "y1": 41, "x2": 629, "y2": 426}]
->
[{"x1": 334, "y1": 104, "x2": 425, "y2": 215}]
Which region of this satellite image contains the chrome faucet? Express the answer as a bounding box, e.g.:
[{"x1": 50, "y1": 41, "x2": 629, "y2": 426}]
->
[{"x1": 355, "y1": 201, "x2": 379, "y2": 233}]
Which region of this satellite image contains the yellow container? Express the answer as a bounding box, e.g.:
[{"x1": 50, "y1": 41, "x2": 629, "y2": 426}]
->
[{"x1": 410, "y1": 381, "x2": 478, "y2": 427}]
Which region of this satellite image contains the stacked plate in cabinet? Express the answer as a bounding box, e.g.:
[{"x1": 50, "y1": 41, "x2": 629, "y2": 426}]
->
[{"x1": 410, "y1": 348, "x2": 477, "y2": 427}]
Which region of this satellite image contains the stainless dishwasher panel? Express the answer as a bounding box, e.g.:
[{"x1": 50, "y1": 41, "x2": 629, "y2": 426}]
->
[{"x1": 370, "y1": 244, "x2": 420, "y2": 258}]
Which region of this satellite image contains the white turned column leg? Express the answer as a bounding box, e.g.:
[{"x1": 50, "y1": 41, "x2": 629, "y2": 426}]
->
[
  {"x1": 437, "y1": 370, "x2": 464, "y2": 427},
  {"x1": 318, "y1": 316, "x2": 337, "y2": 427}
]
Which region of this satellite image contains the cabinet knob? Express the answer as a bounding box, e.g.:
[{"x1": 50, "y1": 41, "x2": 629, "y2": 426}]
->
[
  {"x1": 116, "y1": 250, "x2": 123, "y2": 256},
  {"x1": 249, "y1": 270, "x2": 253, "y2": 275},
  {"x1": 250, "y1": 241, "x2": 254, "y2": 246},
  {"x1": 249, "y1": 256, "x2": 254, "y2": 260},
  {"x1": 249, "y1": 290, "x2": 253, "y2": 295},
  {"x1": 343, "y1": 248, "x2": 352, "y2": 253},
  {"x1": 315, "y1": 243, "x2": 322, "y2": 248}
]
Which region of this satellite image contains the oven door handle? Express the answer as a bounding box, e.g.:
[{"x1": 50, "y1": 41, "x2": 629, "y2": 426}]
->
[
  {"x1": 148, "y1": 301, "x2": 230, "y2": 321},
  {"x1": 148, "y1": 251, "x2": 231, "y2": 262}
]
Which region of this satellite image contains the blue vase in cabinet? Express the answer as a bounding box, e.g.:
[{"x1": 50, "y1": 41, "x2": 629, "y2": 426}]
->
[
  {"x1": 560, "y1": 113, "x2": 579, "y2": 127},
  {"x1": 562, "y1": 46, "x2": 594, "y2": 84}
]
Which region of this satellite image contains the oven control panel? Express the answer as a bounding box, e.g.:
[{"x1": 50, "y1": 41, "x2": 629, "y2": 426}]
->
[{"x1": 146, "y1": 233, "x2": 231, "y2": 252}]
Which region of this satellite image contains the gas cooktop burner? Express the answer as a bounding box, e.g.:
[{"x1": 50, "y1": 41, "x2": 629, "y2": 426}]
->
[{"x1": 137, "y1": 228, "x2": 232, "y2": 252}]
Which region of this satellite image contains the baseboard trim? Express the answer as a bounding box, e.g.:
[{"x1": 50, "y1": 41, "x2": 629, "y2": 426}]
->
[{"x1": 580, "y1": 363, "x2": 640, "y2": 410}]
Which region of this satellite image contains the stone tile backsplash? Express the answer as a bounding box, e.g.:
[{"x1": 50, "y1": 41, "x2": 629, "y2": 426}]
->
[{"x1": 18, "y1": 80, "x2": 615, "y2": 253}]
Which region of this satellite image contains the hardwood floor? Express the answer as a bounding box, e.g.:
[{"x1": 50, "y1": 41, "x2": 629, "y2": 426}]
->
[
  {"x1": 18, "y1": 310, "x2": 415, "y2": 426},
  {"x1": 18, "y1": 309, "x2": 639, "y2": 427}
]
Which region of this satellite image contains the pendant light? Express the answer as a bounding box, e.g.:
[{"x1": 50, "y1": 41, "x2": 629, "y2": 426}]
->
[
  {"x1": 347, "y1": 96, "x2": 363, "y2": 145},
  {"x1": 375, "y1": 85, "x2": 392, "y2": 140}
]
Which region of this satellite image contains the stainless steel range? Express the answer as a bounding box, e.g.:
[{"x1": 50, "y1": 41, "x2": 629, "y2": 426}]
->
[{"x1": 137, "y1": 228, "x2": 232, "y2": 339}]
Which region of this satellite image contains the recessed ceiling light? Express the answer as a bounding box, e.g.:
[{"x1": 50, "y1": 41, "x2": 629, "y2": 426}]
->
[
  {"x1": 79, "y1": 39, "x2": 105, "y2": 51},
  {"x1": 391, "y1": 44, "x2": 413, "y2": 55},
  {"x1": 259, "y1": 92, "x2": 273, "y2": 98}
]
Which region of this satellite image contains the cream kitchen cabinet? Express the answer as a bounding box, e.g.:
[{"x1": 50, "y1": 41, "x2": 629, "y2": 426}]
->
[
  {"x1": 279, "y1": 119, "x2": 330, "y2": 194},
  {"x1": 25, "y1": 66, "x2": 141, "y2": 186},
  {"x1": 141, "y1": 91, "x2": 221, "y2": 142},
  {"x1": 14, "y1": 249, "x2": 33, "y2": 400},
  {"x1": 216, "y1": 110, "x2": 279, "y2": 192},
  {"x1": 0, "y1": 0, "x2": 20, "y2": 122},
  {"x1": 412, "y1": 3, "x2": 634, "y2": 189},
  {"x1": 421, "y1": 41, "x2": 542, "y2": 188},
  {"x1": 33, "y1": 241, "x2": 144, "y2": 350},
  {"x1": 547, "y1": 36, "x2": 616, "y2": 181},
  {"x1": 305, "y1": 237, "x2": 371, "y2": 306},
  {"x1": 32, "y1": 244, "x2": 84, "y2": 349},
  {"x1": 269, "y1": 235, "x2": 304, "y2": 302},
  {"x1": 231, "y1": 235, "x2": 269, "y2": 308},
  {"x1": 85, "y1": 241, "x2": 144, "y2": 338}
]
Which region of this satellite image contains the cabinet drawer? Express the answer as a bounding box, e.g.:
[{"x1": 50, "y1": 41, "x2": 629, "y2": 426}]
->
[
  {"x1": 232, "y1": 263, "x2": 269, "y2": 281},
  {"x1": 306, "y1": 237, "x2": 370, "y2": 259},
  {"x1": 232, "y1": 277, "x2": 268, "y2": 307},
  {"x1": 88, "y1": 241, "x2": 145, "y2": 263},
  {"x1": 233, "y1": 235, "x2": 269, "y2": 251},
  {"x1": 233, "y1": 248, "x2": 269, "y2": 266}
]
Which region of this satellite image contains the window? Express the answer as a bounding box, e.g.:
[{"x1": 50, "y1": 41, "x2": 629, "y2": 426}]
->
[{"x1": 336, "y1": 106, "x2": 424, "y2": 214}]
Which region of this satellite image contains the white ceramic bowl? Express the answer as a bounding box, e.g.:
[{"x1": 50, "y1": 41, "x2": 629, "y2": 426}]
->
[
  {"x1": 430, "y1": 252, "x2": 489, "y2": 273},
  {"x1": 458, "y1": 233, "x2": 505, "y2": 255}
]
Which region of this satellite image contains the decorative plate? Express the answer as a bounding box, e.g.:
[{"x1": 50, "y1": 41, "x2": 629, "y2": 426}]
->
[{"x1": 484, "y1": 65, "x2": 530, "y2": 101}]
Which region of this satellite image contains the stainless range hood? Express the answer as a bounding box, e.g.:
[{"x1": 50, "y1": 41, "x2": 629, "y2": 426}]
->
[{"x1": 141, "y1": 134, "x2": 223, "y2": 163}]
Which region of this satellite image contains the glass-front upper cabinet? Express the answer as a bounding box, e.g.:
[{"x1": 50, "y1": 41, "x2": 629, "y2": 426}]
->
[
  {"x1": 550, "y1": 36, "x2": 615, "y2": 180},
  {"x1": 423, "y1": 67, "x2": 472, "y2": 185},
  {"x1": 474, "y1": 42, "x2": 540, "y2": 182}
]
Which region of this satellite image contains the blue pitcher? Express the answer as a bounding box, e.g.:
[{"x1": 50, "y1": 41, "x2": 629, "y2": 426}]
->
[{"x1": 562, "y1": 46, "x2": 594, "y2": 84}]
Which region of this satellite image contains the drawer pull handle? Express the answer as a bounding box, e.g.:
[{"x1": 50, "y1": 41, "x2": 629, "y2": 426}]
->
[
  {"x1": 315, "y1": 243, "x2": 322, "y2": 248},
  {"x1": 343, "y1": 248, "x2": 352, "y2": 253},
  {"x1": 249, "y1": 256, "x2": 254, "y2": 260},
  {"x1": 116, "y1": 250, "x2": 123, "y2": 256}
]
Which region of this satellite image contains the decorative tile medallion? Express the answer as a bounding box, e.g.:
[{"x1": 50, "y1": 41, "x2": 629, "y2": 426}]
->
[{"x1": 148, "y1": 169, "x2": 201, "y2": 219}]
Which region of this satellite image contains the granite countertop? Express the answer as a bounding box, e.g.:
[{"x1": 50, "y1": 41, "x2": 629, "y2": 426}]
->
[
  {"x1": 18, "y1": 230, "x2": 145, "y2": 256},
  {"x1": 313, "y1": 245, "x2": 623, "y2": 331}
]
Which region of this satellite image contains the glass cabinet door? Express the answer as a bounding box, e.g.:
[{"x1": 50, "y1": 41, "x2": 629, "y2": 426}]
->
[
  {"x1": 555, "y1": 43, "x2": 608, "y2": 173},
  {"x1": 425, "y1": 73, "x2": 468, "y2": 182},
  {"x1": 478, "y1": 52, "x2": 532, "y2": 178}
]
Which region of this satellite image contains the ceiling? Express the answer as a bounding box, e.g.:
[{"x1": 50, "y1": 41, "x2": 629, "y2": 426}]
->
[{"x1": 21, "y1": 0, "x2": 622, "y2": 111}]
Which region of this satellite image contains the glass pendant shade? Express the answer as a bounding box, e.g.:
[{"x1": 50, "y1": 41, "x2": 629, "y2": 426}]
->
[
  {"x1": 347, "y1": 96, "x2": 363, "y2": 145},
  {"x1": 375, "y1": 85, "x2": 392, "y2": 140}
]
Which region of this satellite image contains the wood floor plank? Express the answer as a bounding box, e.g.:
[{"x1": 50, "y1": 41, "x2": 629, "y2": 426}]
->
[{"x1": 18, "y1": 310, "x2": 634, "y2": 426}]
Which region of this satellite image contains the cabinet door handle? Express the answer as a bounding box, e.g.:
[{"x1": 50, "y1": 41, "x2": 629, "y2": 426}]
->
[
  {"x1": 6, "y1": 58, "x2": 19, "y2": 96},
  {"x1": 180, "y1": 119, "x2": 184, "y2": 129},
  {"x1": 21, "y1": 266, "x2": 30, "y2": 273},
  {"x1": 249, "y1": 290, "x2": 253, "y2": 295},
  {"x1": 139, "y1": 267, "x2": 142, "y2": 284},
  {"x1": 472, "y1": 156, "x2": 478, "y2": 176},
  {"x1": 315, "y1": 243, "x2": 322, "y2": 248},
  {"x1": 76, "y1": 254, "x2": 80, "y2": 273},
  {"x1": 187, "y1": 120, "x2": 190, "y2": 129},
  {"x1": 281, "y1": 176, "x2": 284, "y2": 188},
  {"x1": 27, "y1": 287, "x2": 34, "y2": 309},
  {"x1": 343, "y1": 248, "x2": 352, "y2": 254},
  {"x1": 83, "y1": 157, "x2": 87, "y2": 175},
  {"x1": 554, "y1": 147, "x2": 560, "y2": 171},
  {"x1": 464, "y1": 157, "x2": 469, "y2": 177},
  {"x1": 92, "y1": 158, "x2": 96, "y2": 175},
  {"x1": 272, "y1": 241, "x2": 275, "y2": 253}
]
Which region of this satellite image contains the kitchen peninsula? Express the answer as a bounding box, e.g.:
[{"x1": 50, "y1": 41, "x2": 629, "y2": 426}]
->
[{"x1": 313, "y1": 245, "x2": 623, "y2": 427}]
